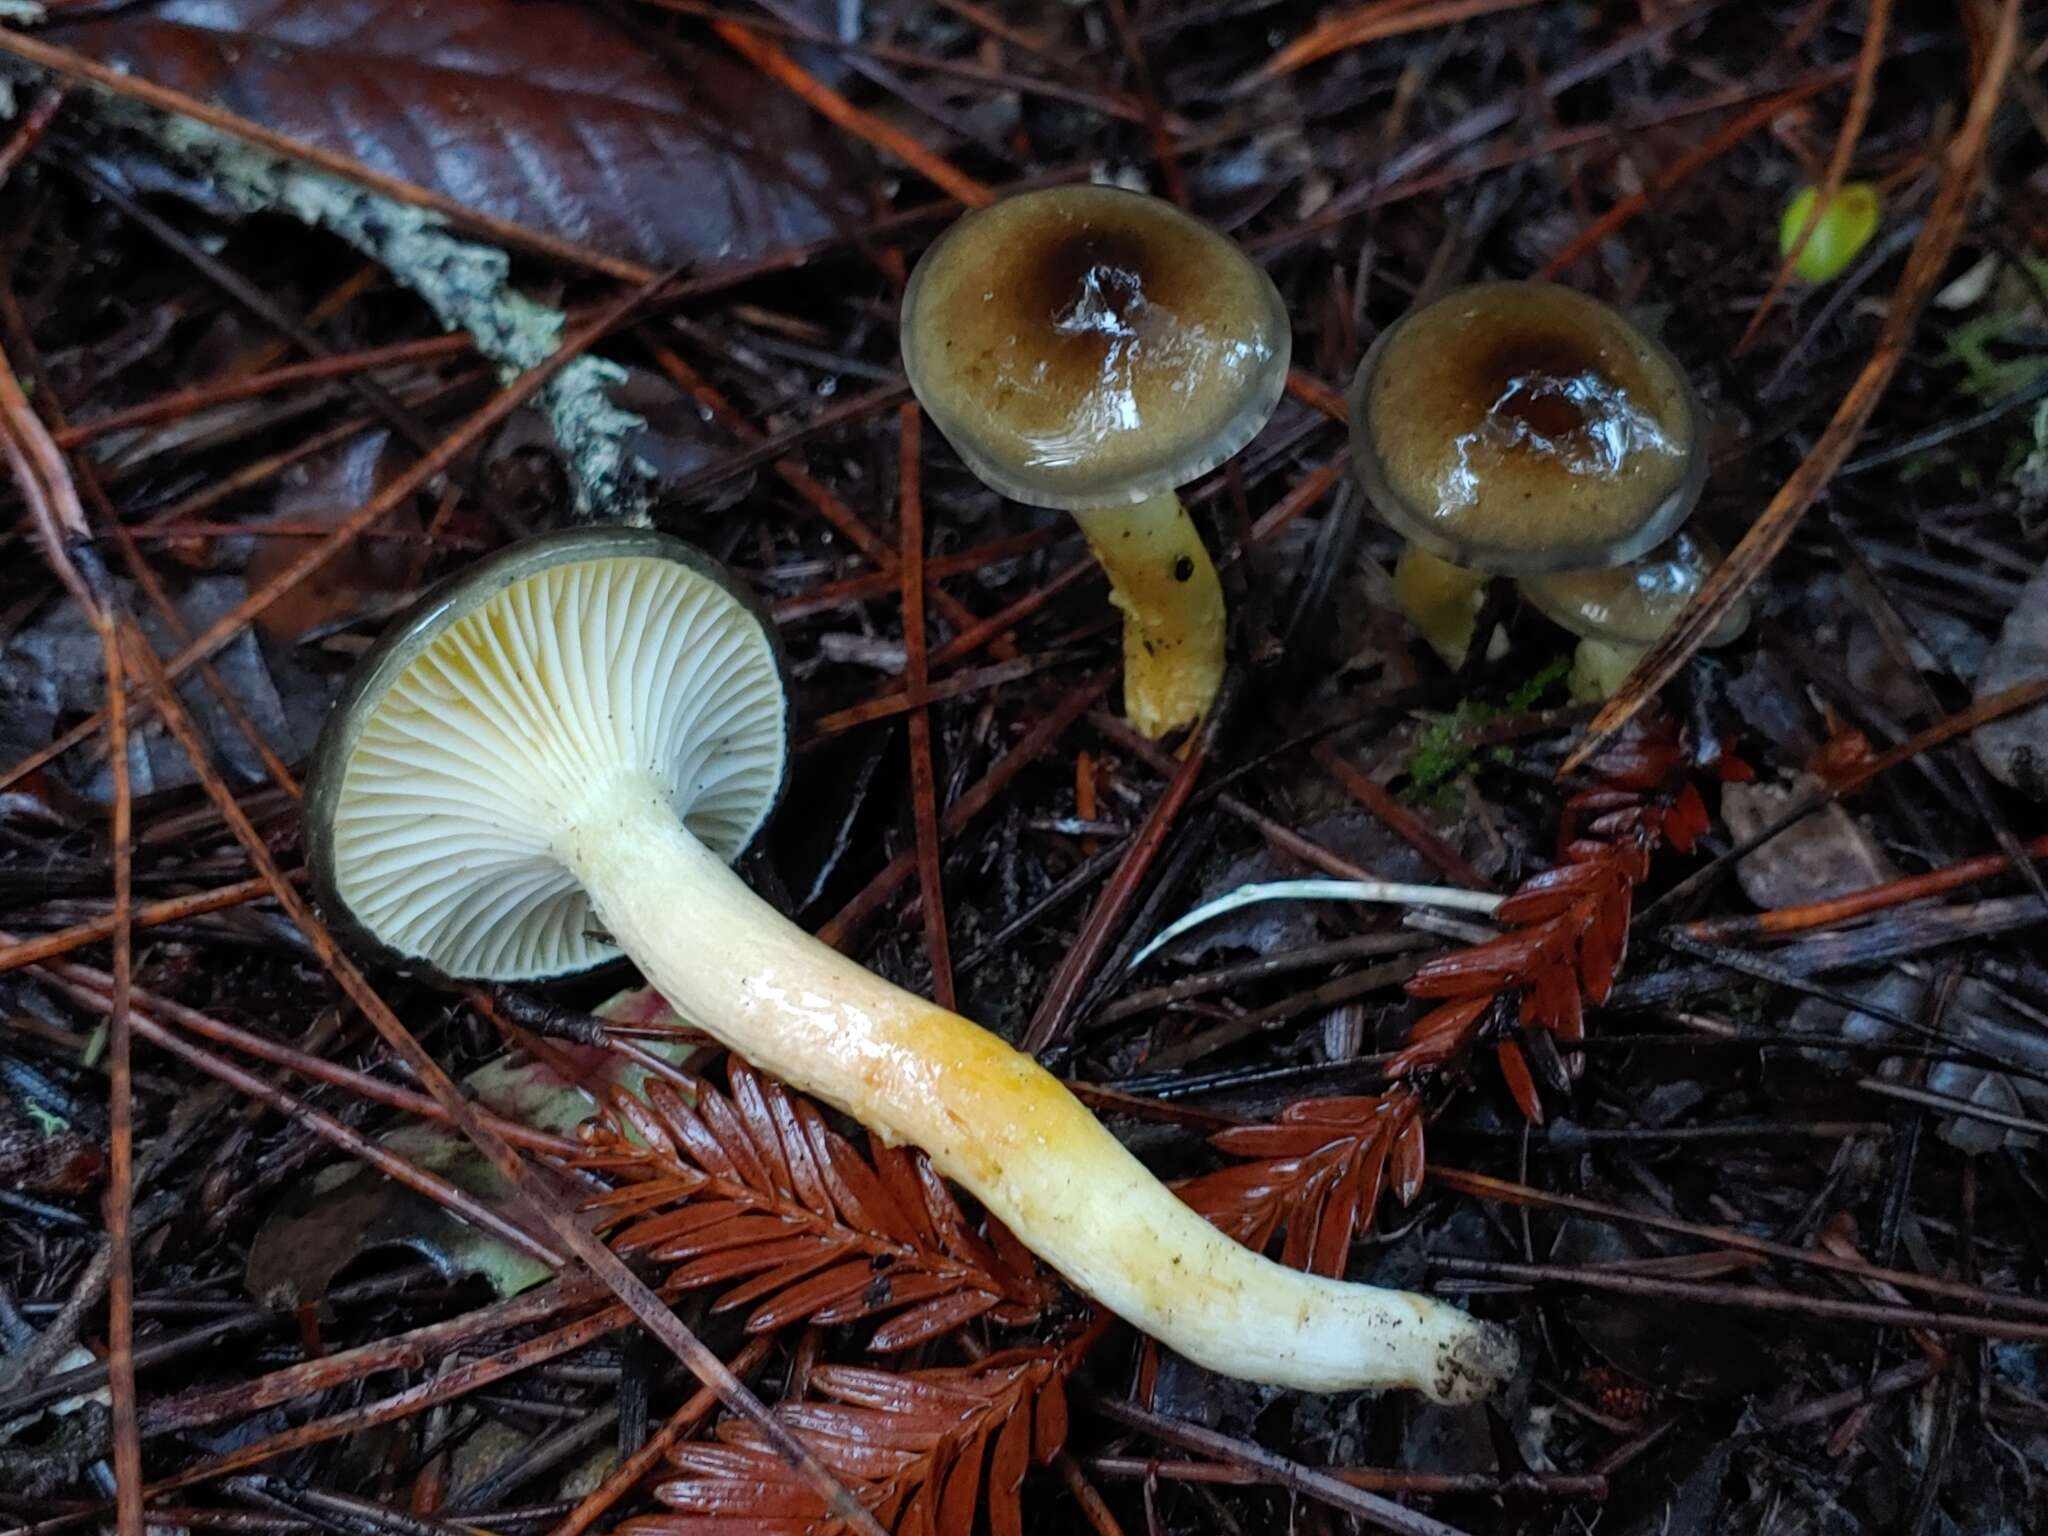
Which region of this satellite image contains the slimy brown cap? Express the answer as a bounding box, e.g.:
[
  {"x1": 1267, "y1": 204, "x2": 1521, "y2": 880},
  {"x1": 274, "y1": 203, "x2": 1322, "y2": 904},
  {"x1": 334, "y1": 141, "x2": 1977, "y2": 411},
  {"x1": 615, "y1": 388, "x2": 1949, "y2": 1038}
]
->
[
  {"x1": 901, "y1": 186, "x2": 1291, "y2": 511},
  {"x1": 1349, "y1": 281, "x2": 1705, "y2": 575},
  {"x1": 1522, "y1": 530, "x2": 1750, "y2": 647}
]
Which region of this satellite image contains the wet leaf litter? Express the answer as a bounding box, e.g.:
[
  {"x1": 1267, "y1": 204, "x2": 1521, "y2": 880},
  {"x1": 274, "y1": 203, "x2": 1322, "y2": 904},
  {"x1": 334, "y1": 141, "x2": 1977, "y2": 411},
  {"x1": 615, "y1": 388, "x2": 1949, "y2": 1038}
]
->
[{"x1": 0, "y1": 3, "x2": 2045, "y2": 1536}]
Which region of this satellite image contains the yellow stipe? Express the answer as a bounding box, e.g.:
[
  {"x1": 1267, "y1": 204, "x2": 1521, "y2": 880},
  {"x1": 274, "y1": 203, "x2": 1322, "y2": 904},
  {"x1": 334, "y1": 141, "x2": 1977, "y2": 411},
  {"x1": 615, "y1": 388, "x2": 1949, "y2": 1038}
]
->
[
  {"x1": 1073, "y1": 493, "x2": 1226, "y2": 741},
  {"x1": 1394, "y1": 544, "x2": 1488, "y2": 667}
]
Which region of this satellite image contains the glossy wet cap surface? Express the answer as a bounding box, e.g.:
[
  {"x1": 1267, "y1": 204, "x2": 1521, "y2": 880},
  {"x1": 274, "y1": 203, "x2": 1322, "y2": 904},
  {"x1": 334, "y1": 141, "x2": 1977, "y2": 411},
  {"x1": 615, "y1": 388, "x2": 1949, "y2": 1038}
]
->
[
  {"x1": 901, "y1": 185, "x2": 1291, "y2": 511},
  {"x1": 1350, "y1": 281, "x2": 1704, "y2": 574},
  {"x1": 1522, "y1": 529, "x2": 1749, "y2": 646}
]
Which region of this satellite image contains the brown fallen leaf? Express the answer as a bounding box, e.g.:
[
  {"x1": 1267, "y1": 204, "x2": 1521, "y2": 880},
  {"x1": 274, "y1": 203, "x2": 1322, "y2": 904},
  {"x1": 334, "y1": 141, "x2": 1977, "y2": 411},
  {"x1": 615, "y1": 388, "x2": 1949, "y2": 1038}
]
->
[
  {"x1": 247, "y1": 988, "x2": 694, "y2": 1306},
  {"x1": 54, "y1": 0, "x2": 856, "y2": 269},
  {"x1": 1721, "y1": 774, "x2": 1899, "y2": 911},
  {"x1": 245, "y1": 428, "x2": 413, "y2": 641}
]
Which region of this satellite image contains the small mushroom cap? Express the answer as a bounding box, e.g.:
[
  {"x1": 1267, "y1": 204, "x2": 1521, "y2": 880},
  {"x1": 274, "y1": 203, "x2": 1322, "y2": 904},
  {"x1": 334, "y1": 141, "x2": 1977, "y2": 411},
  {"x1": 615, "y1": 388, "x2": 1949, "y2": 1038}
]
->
[
  {"x1": 304, "y1": 530, "x2": 790, "y2": 983},
  {"x1": 1349, "y1": 281, "x2": 1705, "y2": 574},
  {"x1": 901, "y1": 185, "x2": 1291, "y2": 511},
  {"x1": 1521, "y1": 529, "x2": 1750, "y2": 647}
]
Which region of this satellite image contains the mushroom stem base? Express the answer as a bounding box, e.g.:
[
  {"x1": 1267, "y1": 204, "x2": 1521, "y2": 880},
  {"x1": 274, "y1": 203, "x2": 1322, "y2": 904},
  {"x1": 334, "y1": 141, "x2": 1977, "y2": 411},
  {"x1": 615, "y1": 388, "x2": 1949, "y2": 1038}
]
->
[
  {"x1": 1394, "y1": 544, "x2": 1494, "y2": 668},
  {"x1": 1569, "y1": 637, "x2": 1647, "y2": 701},
  {"x1": 558, "y1": 779, "x2": 1516, "y2": 1402},
  {"x1": 1071, "y1": 494, "x2": 1225, "y2": 742}
]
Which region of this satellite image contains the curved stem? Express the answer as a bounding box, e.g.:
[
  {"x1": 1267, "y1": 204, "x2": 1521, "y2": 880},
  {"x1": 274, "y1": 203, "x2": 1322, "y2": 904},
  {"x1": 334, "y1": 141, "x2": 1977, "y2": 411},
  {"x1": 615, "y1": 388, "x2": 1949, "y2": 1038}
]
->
[
  {"x1": 1071, "y1": 493, "x2": 1224, "y2": 741},
  {"x1": 560, "y1": 778, "x2": 1516, "y2": 1403},
  {"x1": 1394, "y1": 544, "x2": 1488, "y2": 668}
]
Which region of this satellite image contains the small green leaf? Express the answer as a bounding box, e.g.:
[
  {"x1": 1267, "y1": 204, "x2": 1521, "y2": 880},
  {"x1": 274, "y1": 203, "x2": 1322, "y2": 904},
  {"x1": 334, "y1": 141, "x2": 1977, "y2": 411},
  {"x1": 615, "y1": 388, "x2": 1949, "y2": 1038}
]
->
[{"x1": 1778, "y1": 182, "x2": 1881, "y2": 284}]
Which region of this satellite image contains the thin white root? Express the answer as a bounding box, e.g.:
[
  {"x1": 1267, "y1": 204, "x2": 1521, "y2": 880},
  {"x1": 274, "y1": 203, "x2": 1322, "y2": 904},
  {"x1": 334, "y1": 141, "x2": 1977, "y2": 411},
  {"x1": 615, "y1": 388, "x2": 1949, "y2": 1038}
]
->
[{"x1": 1130, "y1": 878, "x2": 1505, "y2": 969}]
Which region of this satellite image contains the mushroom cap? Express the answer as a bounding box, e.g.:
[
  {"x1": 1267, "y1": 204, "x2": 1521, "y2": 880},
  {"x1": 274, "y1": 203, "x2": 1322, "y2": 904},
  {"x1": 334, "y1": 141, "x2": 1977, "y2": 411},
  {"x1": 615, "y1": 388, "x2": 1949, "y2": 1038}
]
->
[
  {"x1": 900, "y1": 185, "x2": 1291, "y2": 511},
  {"x1": 304, "y1": 529, "x2": 790, "y2": 983},
  {"x1": 1521, "y1": 529, "x2": 1750, "y2": 647},
  {"x1": 1348, "y1": 281, "x2": 1706, "y2": 575}
]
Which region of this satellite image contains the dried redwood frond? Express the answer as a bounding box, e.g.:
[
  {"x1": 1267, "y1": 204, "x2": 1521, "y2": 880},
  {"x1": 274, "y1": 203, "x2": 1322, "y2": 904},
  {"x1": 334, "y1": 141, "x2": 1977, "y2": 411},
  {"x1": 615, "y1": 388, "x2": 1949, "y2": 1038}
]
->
[
  {"x1": 581, "y1": 1059, "x2": 1055, "y2": 1350},
  {"x1": 1574, "y1": 729, "x2": 1684, "y2": 790},
  {"x1": 1310, "y1": 1131, "x2": 1390, "y2": 1278},
  {"x1": 1283, "y1": 1093, "x2": 1392, "y2": 1124},
  {"x1": 867, "y1": 1288, "x2": 1002, "y2": 1351},
  {"x1": 633, "y1": 1351, "x2": 1070, "y2": 1536},
  {"x1": 1577, "y1": 891, "x2": 1628, "y2": 1005},
  {"x1": 1189, "y1": 711, "x2": 1728, "y2": 1261},
  {"x1": 1665, "y1": 781, "x2": 1711, "y2": 851},
  {"x1": 1209, "y1": 1121, "x2": 1362, "y2": 1159},
  {"x1": 1521, "y1": 962, "x2": 1586, "y2": 1050},
  {"x1": 1406, "y1": 933, "x2": 1555, "y2": 995},
  {"x1": 1495, "y1": 1038, "x2": 1544, "y2": 1124},
  {"x1": 1389, "y1": 1113, "x2": 1427, "y2": 1204},
  {"x1": 1179, "y1": 1091, "x2": 1423, "y2": 1276},
  {"x1": 1386, "y1": 996, "x2": 1496, "y2": 1079},
  {"x1": 1397, "y1": 712, "x2": 1718, "y2": 1107},
  {"x1": 1492, "y1": 860, "x2": 1618, "y2": 923}
]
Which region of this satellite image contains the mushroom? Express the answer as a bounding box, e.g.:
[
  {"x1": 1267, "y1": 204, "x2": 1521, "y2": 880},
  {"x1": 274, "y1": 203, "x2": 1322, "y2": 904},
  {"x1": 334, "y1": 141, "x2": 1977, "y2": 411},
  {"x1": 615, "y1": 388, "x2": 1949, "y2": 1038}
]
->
[
  {"x1": 306, "y1": 528, "x2": 1517, "y2": 1403},
  {"x1": 1348, "y1": 281, "x2": 1706, "y2": 664},
  {"x1": 1521, "y1": 530, "x2": 1751, "y2": 700},
  {"x1": 901, "y1": 185, "x2": 1290, "y2": 740}
]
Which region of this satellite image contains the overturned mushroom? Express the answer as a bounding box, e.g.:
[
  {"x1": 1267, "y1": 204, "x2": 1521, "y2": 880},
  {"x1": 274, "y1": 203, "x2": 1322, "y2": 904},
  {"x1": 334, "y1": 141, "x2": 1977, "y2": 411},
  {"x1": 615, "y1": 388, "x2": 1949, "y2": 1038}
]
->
[
  {"x1": 1349, "y1": 281, "x2": 1706, "y2": 663},
  {"x1": 306, "y1": 529, "x2": 1516, "y2": 1402},
  {"x1": 1522, "y1": 529, "x2": 1750, "y2": 699},
  {"x1": 902, "y1": 186, "x2": 1290, "y2": 740}
]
